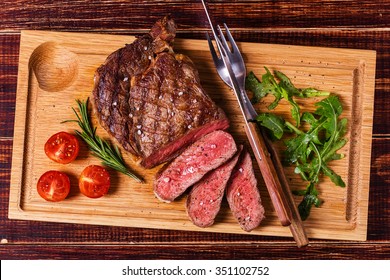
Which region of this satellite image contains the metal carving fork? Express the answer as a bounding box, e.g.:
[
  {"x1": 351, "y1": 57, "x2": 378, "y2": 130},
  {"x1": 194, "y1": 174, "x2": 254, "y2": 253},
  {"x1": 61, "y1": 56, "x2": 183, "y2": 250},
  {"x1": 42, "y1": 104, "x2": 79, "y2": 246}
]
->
[{"x1": 201, "y1": 0, "x2": 308, "y2": 247}]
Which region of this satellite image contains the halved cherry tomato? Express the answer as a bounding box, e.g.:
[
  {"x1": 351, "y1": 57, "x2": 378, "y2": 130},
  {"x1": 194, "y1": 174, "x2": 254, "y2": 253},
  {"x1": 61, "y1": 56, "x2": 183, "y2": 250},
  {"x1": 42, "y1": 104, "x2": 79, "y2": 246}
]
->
[
  {"x1": 44, "y1": 131, "x2": 80, "y2": 164},
  {"x1": 37, "y1": 170, "x2": 71, "y2": 202},
  {"x1": 79, "y1": 165, "x2": 110, "y2": 198}
]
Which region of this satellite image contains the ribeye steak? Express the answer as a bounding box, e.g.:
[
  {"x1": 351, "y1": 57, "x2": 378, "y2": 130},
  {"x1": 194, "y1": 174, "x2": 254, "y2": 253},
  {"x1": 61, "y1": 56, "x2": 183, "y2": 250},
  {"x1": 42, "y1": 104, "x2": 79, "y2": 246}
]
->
[
  {"x1": 154, "y1": 130, "x2": 237, "y2": 202},
  {"x1": 91, "y1": 16, "x2": 229, "y2": 168}
]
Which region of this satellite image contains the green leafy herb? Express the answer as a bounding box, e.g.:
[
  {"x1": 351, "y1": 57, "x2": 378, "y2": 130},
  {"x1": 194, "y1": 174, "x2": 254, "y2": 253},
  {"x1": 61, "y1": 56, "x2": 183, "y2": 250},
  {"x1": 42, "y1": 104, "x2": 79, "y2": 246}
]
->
[
  {"x1": 246, "y1": 69, "x2": 347, "y2": 220},
  {"x1": 274, "y1": 70, "x2": 330, "y2": 98},
  {"x1": 246, "y1": 71, "x2": 268, "y2": 103},
  {"x1": 246, "y1": 67, "x2": 330, "y2": 127},
  {"x1": 256, "y1": 113, "x2": 290, "y2": 140},
  {"x1": 64, "y1": 98, "x2": 144, "y2": 183},
  {"x1": 294, "y1": 182, "x2": 321, "y2": 221},
  {"x1": 286, "y1": 95, "x2": 347, "y2": 219}
]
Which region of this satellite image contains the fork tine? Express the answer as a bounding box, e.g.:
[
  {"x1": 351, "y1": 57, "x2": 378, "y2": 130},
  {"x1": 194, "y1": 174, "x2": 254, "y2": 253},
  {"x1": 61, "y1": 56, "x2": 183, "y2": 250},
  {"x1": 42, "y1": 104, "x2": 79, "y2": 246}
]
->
[
  {"x1": 206, "y1": 32, "x2": 231, "y2": 87},
  {"x1": 217, "y1": 24, "x2": 237, "y2": 68},
  {"x1": 206, "y1": 32, "x2": 219, "y2": 60},
  {"x1": 217, "y1": 25, "x2": 231, "y2": 55},
  {"x1": 223, "y1": 23, "x2": 242, "y2": 57}
]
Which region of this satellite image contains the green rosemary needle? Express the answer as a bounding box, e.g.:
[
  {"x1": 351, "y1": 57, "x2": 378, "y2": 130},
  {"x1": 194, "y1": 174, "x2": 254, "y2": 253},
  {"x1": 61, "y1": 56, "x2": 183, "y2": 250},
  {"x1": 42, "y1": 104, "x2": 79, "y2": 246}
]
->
[{"x1": 64, "y1": 98, "x2": 144, "y2": 183}]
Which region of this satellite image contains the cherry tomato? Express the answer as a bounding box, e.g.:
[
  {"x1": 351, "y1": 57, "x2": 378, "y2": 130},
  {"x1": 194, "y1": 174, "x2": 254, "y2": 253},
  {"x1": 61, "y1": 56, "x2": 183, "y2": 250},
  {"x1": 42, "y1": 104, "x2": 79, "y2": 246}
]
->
[
  {"x1": 44, "y1": 131, "x2": 80, "y2": 164},
  {"x1": 37, "y1": 170, "x2": 71, "y2": 202},
  {"x1": 79, "y1": 165, "x2": 110, "y2": 198}
]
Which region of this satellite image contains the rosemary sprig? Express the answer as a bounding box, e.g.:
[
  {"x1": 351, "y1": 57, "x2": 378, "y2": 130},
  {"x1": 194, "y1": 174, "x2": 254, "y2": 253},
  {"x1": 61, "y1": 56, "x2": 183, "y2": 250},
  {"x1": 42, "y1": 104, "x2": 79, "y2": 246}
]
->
[{"x1": 64, "y1": 98, "x2": 144, "y2": 183}]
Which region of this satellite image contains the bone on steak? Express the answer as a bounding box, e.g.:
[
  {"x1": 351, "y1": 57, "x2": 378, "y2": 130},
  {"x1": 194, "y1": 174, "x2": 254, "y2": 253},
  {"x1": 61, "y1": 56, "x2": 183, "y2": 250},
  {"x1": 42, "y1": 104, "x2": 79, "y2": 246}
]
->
[
  {"x1": 226, "y1": 148, "x2": 265, "y2": 232},
  {"x1": 91, "y1": 16, "x2": 229, "y2": 168},
  {"x1": 186, "y1": 145, "x2": 243, "y2": 228},
  {"x1": 154, "y1": 130, "x2": 237, "y2": 203}
]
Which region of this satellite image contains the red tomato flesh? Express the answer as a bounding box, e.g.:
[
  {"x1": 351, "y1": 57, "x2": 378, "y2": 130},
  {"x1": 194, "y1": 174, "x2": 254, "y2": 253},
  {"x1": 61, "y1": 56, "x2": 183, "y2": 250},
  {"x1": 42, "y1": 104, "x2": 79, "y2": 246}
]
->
[
  {"x1": 44, "y1": 131, "x2": 80, "y2": 164},
  {"x1": 79, "y1": 165, "x2": 110, "y2": 198},
  {"x1": 37, "y1": 170, "x2": 71, "y2": 202}
]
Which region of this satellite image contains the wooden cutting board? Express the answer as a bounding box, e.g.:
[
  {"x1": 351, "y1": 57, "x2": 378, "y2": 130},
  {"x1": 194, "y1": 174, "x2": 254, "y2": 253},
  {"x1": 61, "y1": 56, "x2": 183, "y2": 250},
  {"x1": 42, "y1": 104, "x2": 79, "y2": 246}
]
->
[{"x1": 9, "y1": 30, "x2": 376, "y2": 241}]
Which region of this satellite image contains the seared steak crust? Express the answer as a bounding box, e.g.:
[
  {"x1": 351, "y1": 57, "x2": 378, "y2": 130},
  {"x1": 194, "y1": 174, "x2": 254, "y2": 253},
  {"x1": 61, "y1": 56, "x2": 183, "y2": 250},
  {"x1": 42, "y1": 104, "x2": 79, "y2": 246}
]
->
[{"x1": 91, "y1": 17, "x2": 228, "y2": 168}]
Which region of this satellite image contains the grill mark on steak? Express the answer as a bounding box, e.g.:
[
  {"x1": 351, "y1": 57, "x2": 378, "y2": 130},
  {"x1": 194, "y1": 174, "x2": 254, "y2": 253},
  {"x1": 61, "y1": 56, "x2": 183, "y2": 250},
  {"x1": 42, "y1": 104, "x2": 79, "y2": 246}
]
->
[
  {"x1": 154, "y1": 130, "x2": 237, "y2": 203},
  {"x1": 226, "y1": 148, "x2": 265, "y2": 232},
  {"x1": 186, "y1": 145, "x2": 243, "y2": 228},
  {"x1": 91, "y1": 16, "x2": 228, "y2": 168}
]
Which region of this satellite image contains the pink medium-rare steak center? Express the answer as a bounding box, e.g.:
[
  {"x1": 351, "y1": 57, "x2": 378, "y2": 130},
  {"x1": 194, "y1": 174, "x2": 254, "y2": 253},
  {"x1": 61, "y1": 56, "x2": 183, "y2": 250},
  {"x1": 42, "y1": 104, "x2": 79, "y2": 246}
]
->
[
  {"x1": 154, "y1": 130, "x2": 237, "y2": 202},
  {"x1": 226, "y1": 149, "x2": 265, "y2": 232},
  {"x1": 91, "y1": 17, "x2": 229, "y2": 168},
  {"x1": 186, "y1": 145, "x2": 243, "y2": 228}
]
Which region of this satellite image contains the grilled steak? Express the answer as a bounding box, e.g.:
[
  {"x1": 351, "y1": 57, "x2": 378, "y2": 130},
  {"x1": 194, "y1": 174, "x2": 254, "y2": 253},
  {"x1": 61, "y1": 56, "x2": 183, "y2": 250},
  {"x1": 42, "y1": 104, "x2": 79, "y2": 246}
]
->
[
  {"x1": 154, "y1": 130, "x2": 237, "y2": 202},
  {"x1": 91, "y1": 16, "x2": 229, "y2": 168},
  {"x1": 226, "y1": 148, "x2": 265, "y2": 231},
  {"x1": 186, "y1": 145, "x2": 243, "y2": 228}
]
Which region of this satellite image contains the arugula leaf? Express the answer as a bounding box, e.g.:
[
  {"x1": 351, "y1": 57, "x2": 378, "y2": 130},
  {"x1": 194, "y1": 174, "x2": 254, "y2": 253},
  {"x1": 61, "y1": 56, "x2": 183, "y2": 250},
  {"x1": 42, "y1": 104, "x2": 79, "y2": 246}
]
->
[
  {"x1": 322, "y1": 165, "x2": 346, "y2": 187},
  {"x1": 300, "y1": 88, "x2": 331, "y2": 98},
  {"x1": 246, "y1": 67, "x2": 330, "y2": 127},
  {"x1": 288, "y1": 96, "x2": 347, "y2": 218},
  {"x1": 262, "y1": 67, "x2": 282, "y2": 110},
  {"x1": 275, "y1": 70, "x2": 330, "y2": 98},
  {"x1": 245, "y1": 72, "x2": 267, "y2": 103},
  {"x1": 274, "y1": 70, "x2": 301, "y2": 96},
  {"x1": 293, "y1": 182, "x2": 322, "y2": 221},
  {"x1": 285, "y1": 133, "x2": 312, "y2": 164},
  {"x1": 255, "y1": 113, "x2": 287, "y2": 140},
  {"x1": 246, "y1": 69, "x2": 347, "y2": 220}
]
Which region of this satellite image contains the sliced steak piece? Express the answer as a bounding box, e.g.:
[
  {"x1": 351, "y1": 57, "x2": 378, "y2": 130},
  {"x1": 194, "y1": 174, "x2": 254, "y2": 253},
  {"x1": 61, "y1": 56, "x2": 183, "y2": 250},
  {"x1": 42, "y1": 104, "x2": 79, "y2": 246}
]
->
[
  {"x1": 186, "y1": 145, "x2": 243, "y2": 228},
  {"x1": 154, "y1": 130, "x2": 237, "y2": 202},
  {"x1": 226, "y1": 148, "x2": 265, "y2": 232},
  {"x1": 91, "y1": 16, "x2": 229, "y2": 168}
]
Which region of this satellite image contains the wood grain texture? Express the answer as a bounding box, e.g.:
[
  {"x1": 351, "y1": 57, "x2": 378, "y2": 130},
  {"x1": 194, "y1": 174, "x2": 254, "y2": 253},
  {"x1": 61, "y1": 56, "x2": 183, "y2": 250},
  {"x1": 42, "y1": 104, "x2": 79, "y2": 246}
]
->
[
  {"x1": 8, "y1": 30, "x2": 375, "y2": 243},
  {"x1": 1, "y1": 0, "x2": 390, "y2": 260},
  {"x1": 1, "y1": 0, "x2": 390, "y2": 31},
  {"x1": 1, "y1": 243, "x2": 390, "y2": 260}
]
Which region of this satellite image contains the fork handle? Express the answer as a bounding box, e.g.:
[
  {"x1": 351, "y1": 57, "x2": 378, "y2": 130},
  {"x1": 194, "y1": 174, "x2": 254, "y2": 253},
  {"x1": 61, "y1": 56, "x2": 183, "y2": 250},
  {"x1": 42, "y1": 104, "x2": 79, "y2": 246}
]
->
[
  {"x1": 246, "y1": 121, "x2": 309, "y2": 246},
  {"x1": 259, "y1": 123, "x2": 309, "y2": 247},
  {"x1": 244, "y1": 121, "x2": 292, "y2": 226}
]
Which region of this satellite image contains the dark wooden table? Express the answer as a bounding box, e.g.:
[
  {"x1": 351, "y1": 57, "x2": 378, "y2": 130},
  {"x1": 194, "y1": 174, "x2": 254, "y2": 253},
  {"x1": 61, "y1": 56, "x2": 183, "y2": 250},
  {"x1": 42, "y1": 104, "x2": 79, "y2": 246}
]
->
[{"x1": 1, "y1": 0, "x2": 389, "y2": 259}]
